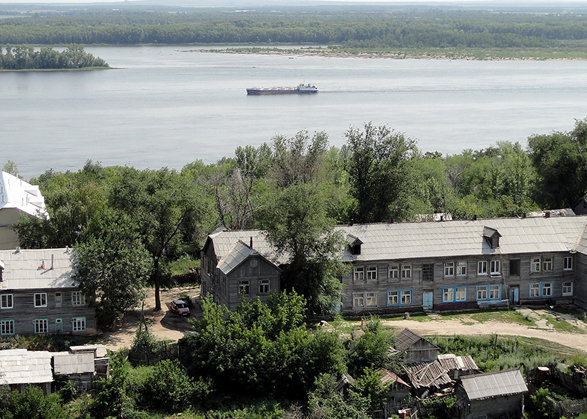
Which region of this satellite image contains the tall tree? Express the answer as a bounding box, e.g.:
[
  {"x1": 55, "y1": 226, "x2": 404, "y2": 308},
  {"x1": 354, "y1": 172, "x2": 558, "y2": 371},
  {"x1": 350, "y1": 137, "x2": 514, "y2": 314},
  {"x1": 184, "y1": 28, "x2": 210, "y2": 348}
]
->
[
  {"x1": 343, "y1": 123, "x2": 419, "y2": 223},
  {"x1": 108, "y1": 167, "x2": 204, "y2": 311},
  {"x1": 528, "y1": 117, "x2": 587, "y2": 209},
  {"x1": 73, "y1": 210, "x2": 152, "y2": 326}
]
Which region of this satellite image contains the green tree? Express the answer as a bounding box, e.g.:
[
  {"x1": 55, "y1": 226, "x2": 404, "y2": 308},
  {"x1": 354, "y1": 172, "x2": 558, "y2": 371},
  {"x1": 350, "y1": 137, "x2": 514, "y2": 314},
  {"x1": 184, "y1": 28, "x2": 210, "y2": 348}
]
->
[
  {"x1": 73, "y1": 210, "x2": 152, "y2": 326},
  {"x1": 307, "y1": 373, "x2": 371, "y2": 419},
  {"x1": 346, "y1": 317, "x2": 397, "y2": 377},
  {"x1": 2, "y1": 160, "x2": 20, "y2": 178},
  {"x1": 0, "y1": 385, "x2": 67, "y2": 419},
  {"x1": 343, "y1": 123, "x2": 419, "y2": 222}
]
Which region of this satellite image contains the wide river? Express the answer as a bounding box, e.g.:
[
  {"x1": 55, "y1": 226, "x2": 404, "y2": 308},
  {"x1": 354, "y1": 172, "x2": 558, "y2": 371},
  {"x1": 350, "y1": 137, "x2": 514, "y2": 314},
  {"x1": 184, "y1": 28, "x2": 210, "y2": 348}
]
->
[{"x1": 3, "y1": 45, "x2": 587, "y2": 178}]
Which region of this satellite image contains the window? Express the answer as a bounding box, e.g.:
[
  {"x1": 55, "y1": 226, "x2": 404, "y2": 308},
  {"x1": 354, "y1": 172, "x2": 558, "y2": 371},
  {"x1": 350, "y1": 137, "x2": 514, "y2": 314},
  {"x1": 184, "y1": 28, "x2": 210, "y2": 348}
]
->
[
  {"x1": 34, "y1": 319, "x2": 48, "y2": 334},
  {"x1": 353, "y1": 293, "x2": 365, "y2": 307},
  {"x1": 489, "y1": 285, "x2": 501, "y2": 300},
  {"x1": 543, "y1": 257, "x2": 553, "y2": 272},
  {"x1": 510, "y1": 259, "x2": 521, "y2": 276},
  {"x1": 455, "y1": 287, "x2": 467, "y2": 302},
  {"x1": 563, "y1": 282, "x2": 573, "y2": 296},
  {"x1": 490, "y1": 260, "x2": 500, "y2": 275},
  {"x1": 72, "y1": 317, "x2": 86, "y2": 332},
  {"x1": 0, "y1": 320, "x2": 14, "y2": 335},
  {"x1": 401, "y1": 265, "x2": 411, "y2": 279},
  {"x1": 389, "y1": 265, "x2": 399, "y2": 279},
  {"x1": 564, "y1": 257, "x2": 574, "y2": 271},
  {"x1": 354, "y1": 267, "x2": 365, "y2": 282},
  {"x1": 366, "y1": 266, "x2": 378, "y2": 281},
  {"x1": 366, "y1": 292, "x2": 377, "y2": 307},
  {"x1": 387, "y1": 291, "x2": 399, "y2": 306},
  {"x1": 34, "y1": 293, "x2": 47, "y2": 308},
  {"x1": 531, "y1": 257, "x2": 541, "y2": 273},
  {"x1": 55, "y1": 292, "x2": 62, "y2": 307},
  {"x1": 478, "y1": 261, "x2": 487, "y2": 275},
  {"x1": 401, "y1": 290, "x2": 412, "y2": 305},
  {"x1": 444, "y1": 262, "x2": 454, "y2": 277},
  {"x1": 457, "y1": 261, "x2": 467, "y2": 276},
  {"x1": 1, "y1": 294, "x2": 13, "y2": 309},
  {"x1": 259, "y1": 279, "x2": 270, "y2": 294},
  {"x1": 443, "y1": 288, "x2": 455, "y2": 302},
  {"x1": 239, "y1": 281, "x2": 250, "y2": 296},
  {"x1": 476, "y1": 286, "x2": 488, "y2": 301},
  {"x1": 542, "y1": 282, "x2": 553, "y2": 297},
  {"x1": 530, "y1": 283, "x2": 540, "y2": 298},
  {"x1": 72, "y1": 291, "x2": 86, "y2": 306},
  {"x1": 422, "y1": 264, "x2": 434, "y2": 281}
]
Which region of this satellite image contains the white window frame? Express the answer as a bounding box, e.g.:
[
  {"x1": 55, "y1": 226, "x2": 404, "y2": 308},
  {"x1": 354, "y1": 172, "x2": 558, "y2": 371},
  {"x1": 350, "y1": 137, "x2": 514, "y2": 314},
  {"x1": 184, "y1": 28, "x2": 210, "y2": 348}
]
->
[
  {"x1": 34, "y1": 293, "x2": 47, "y2": 308},
  {"x1": 564, "y1": 256, "x2": 573, "y2": 271},
  {"x1": 477, "y1": 261, "x2": 487, "y2": 275},
  {"x1": 401, "y1": 265, "x2": 412, "y2": 279},
  {"x1": 455, "y1": 287, "x2": 467, "y2": 302},
  {"x1": 444, "y1": 262, "x2": 454, "y2": 277},
  {"x1": 259, "y1": 279, "x2": 270, "y2": 294},
  {"x1": 490, "y1": 260, "x2": 500, "y2": 275},
  {"x1": 353, "y1": 293, "x2": 365, "y2": 307},
  {"x1": 543, "y1": 257, "x2": 553, "y2": 272},
  {"x1": 489, "y1": 285, "x2": 501, "y2": 300},
  {"x1": 366, "y1": 266, "x2": 378, "y2": 281},
  {"x1": 401, "y1": 290, "x2": 412, "y2": 305},
  {"x1": 530, "y1": 283, "x2": 541, "y2": 298},
  {"x1": 34, "y1": 319, "x2": 48, "y2": 334},
  {"x1": 457, "y1": 261, "x2": 467, "y2": 276},
  {"x1": 531, "y1": 257, "x2": 541, "y2": 273},
  {"x1": 563, "y1": 282, "x2": 573, "y2": 296},
  {"x1": 0, "y1": 320, "x2": 14, "y2": 335},
  {"x1": 72, "y1": 317, "x2": 86, "y2": 332},
  {"x1": 387, "y1": 291, "x2": 399, "y2": 306},
  {"x1": 366, "y1": 292, "x2": 377, "y2": 307},
  {"x1": 353, "y1": 267, "x2": 365, "y2": 282},
  {"x1": 476, "y1": 286, "x2": 488, "y2": 301},
  {"x1": 443, "y1": 288, "x2": 454, "y2": 302},
  {"x1": 72, "y1": 291, "x2": 86, "y2": 306},
  {"x1": 388, "y1": 265, "x2": 399, "y2": 279},
  {"x1": 1, "y1": 294, "x2": 13, "y2": 309}
]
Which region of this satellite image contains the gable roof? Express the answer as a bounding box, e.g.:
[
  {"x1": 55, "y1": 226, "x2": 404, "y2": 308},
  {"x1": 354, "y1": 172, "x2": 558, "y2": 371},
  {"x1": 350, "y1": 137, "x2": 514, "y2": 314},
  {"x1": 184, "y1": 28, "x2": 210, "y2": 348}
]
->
[
  {"x1": 395, "y1": 328, "x2": 438, "y2": 352},
  {"x1": 217, "y1": 240, "x2": 282, "y2": 275},
  {"x1": 205, "y1": 230, "x2": 288, "y2": 266},
  {"x1": 0, "y1": 171, "x2": 47, "y2": 217},
  {"x1": 460, "y1": 369, "x2": 528, "y2": 400},
  {"x1": 0, "y1": 247, "x2": 76, "y2": 290},
  {"x1": 0, "y1": 349, "x2": 53, "y2": 385},
  {"x1": 378, "y1": 368, "x2": 410, "y2": 388},
  {"x1": 404, "y1": 360, "x2": 453, "y2": 389}
]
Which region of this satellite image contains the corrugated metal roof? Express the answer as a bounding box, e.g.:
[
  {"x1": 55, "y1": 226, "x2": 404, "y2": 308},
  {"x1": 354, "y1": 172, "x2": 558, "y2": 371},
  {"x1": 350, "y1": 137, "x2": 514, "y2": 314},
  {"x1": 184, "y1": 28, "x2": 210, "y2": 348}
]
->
[
  {"x1": 404, "y1": 360, "x2": 453, "y2": 389},
  {"x1": 0, "y1": 349, "x2": 53, "y2": 385},
  {"x1": 461, "y1": 369, "x2": 527, "y2": 400},
  {"x1": 217, "y1": 241, "x2": 258, "y2": 275},
  {"x1": 208, "y1": 230, "x2": 287, "y2": 265},
  {"x1": 0, "y1": 248, "x2": 76, "y2": 290}
]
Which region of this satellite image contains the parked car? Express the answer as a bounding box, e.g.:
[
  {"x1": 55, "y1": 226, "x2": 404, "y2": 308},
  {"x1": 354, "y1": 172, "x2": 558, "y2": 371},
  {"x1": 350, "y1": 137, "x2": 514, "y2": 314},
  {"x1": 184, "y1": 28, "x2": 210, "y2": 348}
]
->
[{"x1": 170, "y1": 299, "x2": 190, "y2": 316}]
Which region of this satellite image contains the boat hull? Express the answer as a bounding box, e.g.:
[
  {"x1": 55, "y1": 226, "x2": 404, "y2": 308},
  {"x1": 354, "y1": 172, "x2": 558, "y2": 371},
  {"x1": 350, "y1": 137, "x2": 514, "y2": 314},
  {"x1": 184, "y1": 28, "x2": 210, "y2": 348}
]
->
[{"x1": 246, "y1": 83, "x2": 318, "y2": 95}]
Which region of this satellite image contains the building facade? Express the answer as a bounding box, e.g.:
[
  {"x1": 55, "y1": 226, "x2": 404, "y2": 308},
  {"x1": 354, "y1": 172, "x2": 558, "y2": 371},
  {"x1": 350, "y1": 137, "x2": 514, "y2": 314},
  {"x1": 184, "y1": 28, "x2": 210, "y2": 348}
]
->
[{"x1": 0, "y1": 248, "x2": 96, "y2": 336}]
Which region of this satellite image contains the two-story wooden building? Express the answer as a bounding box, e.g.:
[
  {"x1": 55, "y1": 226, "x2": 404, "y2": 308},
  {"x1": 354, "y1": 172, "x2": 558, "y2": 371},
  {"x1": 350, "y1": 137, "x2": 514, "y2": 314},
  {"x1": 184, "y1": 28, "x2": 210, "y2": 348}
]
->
[
  {"x1": 0, "y1": 247, "x2": 96, "y2": 336},
  {"x1": 202, "y1": 215, "x2": 587, "y2": 314}
]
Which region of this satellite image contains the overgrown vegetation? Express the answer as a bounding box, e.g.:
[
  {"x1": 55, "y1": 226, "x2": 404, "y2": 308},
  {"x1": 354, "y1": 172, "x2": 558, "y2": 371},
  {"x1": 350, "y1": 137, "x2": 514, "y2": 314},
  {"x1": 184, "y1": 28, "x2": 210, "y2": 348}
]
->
[{"x1": 0, "y1": 44, "x2": 108, "y2": 70}]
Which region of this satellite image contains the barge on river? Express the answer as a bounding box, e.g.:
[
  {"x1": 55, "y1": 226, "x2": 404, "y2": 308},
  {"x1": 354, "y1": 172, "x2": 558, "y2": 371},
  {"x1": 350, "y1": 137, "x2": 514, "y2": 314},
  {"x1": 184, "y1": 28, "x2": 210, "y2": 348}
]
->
[{"x1": 246, "y1": 83, "x2": 318, "y2": 95}]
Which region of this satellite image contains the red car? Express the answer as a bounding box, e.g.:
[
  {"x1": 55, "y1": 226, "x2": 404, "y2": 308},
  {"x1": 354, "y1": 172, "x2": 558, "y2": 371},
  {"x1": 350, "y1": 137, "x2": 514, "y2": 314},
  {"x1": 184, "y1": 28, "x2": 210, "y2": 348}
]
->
[{"x1": 170, "y1": 299, "x2": 190, "y2": 317}]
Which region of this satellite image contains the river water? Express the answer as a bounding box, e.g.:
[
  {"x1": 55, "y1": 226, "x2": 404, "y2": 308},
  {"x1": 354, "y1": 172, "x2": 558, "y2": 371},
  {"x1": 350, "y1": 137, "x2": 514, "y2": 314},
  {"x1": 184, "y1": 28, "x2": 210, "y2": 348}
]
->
[{"x1": 2, "y1": 45, "x2": 587, "y2": 179}]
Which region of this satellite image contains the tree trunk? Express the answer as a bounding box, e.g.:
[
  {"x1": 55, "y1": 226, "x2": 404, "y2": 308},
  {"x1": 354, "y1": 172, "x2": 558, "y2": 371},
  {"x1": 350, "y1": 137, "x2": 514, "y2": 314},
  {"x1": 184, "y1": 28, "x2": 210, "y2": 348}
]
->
[{"x1": 154, "y1": 257, "x2": 161, "y2": 311}]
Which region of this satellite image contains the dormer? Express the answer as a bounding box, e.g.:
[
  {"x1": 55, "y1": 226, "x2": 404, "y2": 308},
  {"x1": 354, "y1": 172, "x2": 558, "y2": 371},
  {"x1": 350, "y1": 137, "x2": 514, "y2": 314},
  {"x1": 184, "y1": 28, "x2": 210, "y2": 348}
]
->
[
  {"x1": 346, "y1": 234, "x2": 363, "y2": 255},
  {"x1": 483, "y1": 226, "x2": 501, "y2": 249}
]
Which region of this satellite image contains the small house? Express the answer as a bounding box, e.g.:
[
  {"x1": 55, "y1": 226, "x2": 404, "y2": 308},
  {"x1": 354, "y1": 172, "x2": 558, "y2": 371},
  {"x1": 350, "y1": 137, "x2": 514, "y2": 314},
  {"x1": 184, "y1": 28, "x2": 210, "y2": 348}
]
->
[
  {"x1": 453, "y1": 369, "x2": 528, "y2": 419},
  {"x1": 394, "y1": 328, "x2": 439, "y2": 363},
  {"x1": 0, "y1": 349, "x2": 53, "y2": 394}
]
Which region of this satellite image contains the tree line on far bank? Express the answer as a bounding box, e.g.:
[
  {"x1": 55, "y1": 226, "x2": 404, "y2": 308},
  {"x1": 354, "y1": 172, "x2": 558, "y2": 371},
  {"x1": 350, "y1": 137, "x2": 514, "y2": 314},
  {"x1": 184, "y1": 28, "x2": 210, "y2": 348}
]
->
[{"x1": 0, "y1": 44, "x2": 108, "y2": 70}]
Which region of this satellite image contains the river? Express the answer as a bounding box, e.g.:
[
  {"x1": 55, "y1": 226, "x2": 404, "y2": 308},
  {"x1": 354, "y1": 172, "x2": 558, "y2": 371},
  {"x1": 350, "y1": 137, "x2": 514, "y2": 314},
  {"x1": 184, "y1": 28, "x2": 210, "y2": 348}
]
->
[{"x1": 2, "y1": 45, "x2": 587, "y2": 179}]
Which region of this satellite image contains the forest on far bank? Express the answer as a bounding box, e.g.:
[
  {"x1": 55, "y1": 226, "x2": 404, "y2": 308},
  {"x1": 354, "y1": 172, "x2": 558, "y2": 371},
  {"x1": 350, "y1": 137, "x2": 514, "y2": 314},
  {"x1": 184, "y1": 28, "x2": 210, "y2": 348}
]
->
[{"x1": 2, "y1": 5, "x2": 587, "y2": 59}]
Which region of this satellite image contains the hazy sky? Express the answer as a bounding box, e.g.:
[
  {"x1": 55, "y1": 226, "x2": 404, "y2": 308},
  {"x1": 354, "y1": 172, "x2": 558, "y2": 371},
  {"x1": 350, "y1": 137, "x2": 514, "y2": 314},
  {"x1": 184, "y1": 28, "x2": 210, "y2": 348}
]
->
[{"x1": 3, "y1": 0, "x2": 581, "y2": 5}]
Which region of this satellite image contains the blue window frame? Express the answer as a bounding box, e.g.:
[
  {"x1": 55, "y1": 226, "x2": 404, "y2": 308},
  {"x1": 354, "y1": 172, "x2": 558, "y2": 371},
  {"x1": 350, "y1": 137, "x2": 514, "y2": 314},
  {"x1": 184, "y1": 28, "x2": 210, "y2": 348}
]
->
[
  {"x1": 387, "y1": 289, "x2": 413, "y2": 306},
  {"x1": 529, "y1": 282, "x2": 553, "y2": 298},
  {"x1": 443, "y1": 287, "x2": 468, "y2": 303},
  {"x1": 476, "y1": 284, "x2": 501, "y2": 301},
  {"x1": 0, "y1": 320, "x2": 14, "y2": 335}
]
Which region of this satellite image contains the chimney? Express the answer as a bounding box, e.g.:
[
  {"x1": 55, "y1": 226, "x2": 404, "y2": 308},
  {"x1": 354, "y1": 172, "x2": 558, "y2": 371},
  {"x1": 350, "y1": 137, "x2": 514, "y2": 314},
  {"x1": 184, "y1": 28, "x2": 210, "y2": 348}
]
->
[
  {"x1": 41, "y1": 259, "x2": 45, "y2": 269},
  {"x1": 440, "y1": 215, "x2": 444, "y2": 222},
  {"x1": 250, "y1": 236, "x2": 253, "y2": 248},
  {"x1": 522, "y1": 213, "x2": 526, "y2": 219},
  {"x1": 473, "y1": 215, "x2": 477, "y2": 221},
  {"x1": 545, "y1": 211, "x2": 551, "y2": 218},
  {"x1": 350, "y1": 219, "x2": 354, "y2": 226}
]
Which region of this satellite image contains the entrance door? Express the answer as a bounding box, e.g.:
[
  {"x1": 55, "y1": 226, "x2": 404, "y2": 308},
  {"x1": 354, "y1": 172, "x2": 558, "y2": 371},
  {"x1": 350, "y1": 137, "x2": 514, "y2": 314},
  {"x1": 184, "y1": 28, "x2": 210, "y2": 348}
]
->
[
  {"x1": 423, "y1": 291, "x2": 434, "y2": 310},
  {"x1": 509, "y1": 286, "x2": 520, "y2": 305},
  {"x1": 55, "y1": 318, "x2": 63, "y2": 333}
]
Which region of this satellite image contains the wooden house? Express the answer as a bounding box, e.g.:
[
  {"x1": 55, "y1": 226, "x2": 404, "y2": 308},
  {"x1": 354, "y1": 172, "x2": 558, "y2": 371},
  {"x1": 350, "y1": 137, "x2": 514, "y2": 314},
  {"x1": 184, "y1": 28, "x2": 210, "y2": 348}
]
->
[
  {"x1": 0, "y1": 171, "x2": 47, "y2": 250},
  {"x1": 394, "y1": 328, "x2": 439, "y2": 363},
  {"x1": 0, "y1": 247, "x2": 96, "y2": 336},
  {"x1": 452, "y1": 369, "x2": 528, "y2": 419}
]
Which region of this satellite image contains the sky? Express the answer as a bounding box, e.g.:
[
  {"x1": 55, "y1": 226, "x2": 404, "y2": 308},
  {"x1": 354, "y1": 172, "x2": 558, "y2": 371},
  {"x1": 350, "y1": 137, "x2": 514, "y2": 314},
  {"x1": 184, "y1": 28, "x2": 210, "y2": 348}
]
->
[{"x1": 2, "y1": 0, "x2": 585, "y2": 5}]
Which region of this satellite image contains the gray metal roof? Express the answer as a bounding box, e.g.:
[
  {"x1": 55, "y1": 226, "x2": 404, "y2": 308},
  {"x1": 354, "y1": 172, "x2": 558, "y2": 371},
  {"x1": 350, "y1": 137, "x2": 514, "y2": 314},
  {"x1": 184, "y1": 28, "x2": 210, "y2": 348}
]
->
[
  {"x1": 395, "y1": 328, "x2": 437, "y2": 352},
  {"x1": 207, "y1": 230, "x2": 287, "y2": 266},
  {"x1": 437, "y1": 354, "x2": 479, "y2": 372},
  {"x1": 461, "y1": 369, "x2": 527, "y2": 400},
  {"x1": 0, "y1": 349, "x2": 53, "y2": 385},
  {"x1": 217, "y1": 240, "x2": 258, "y2": 275},
  {"x1": 337, "y1": 217, "x2": 587, "y2": 262},
  {"x1": 0, "y1": 248, "x2": 76, "y2": 291},
  {"x1": 53, "y1": 352, "x2": 95, "y2": 375}
]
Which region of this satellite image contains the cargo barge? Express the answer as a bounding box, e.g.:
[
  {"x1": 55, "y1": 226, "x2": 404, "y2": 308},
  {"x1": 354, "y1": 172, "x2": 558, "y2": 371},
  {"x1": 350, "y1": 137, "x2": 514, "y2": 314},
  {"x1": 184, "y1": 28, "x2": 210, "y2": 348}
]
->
[{"x1": 246, "y1": 83, "x2": 318, "y2": 95}]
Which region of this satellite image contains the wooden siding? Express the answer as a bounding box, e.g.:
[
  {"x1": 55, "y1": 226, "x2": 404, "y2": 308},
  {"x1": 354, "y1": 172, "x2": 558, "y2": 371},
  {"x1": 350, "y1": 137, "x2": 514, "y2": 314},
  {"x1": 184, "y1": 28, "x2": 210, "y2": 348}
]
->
[
  {"x1": 0, "y1": 288, "x2": 96, "y2": 335},
  {"x1": 342, "y1": 252, "x2": 578, "y2": 315}
]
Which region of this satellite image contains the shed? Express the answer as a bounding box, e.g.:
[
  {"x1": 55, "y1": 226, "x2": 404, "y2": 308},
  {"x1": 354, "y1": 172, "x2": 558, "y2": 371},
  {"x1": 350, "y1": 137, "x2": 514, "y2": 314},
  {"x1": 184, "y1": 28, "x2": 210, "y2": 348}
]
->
[
  {"x1": 395, "y1": 328, "x2": 439, "y2": 363},
  {"x1": 0, "y1": 349, "x2": 53, "y2": 394}
]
